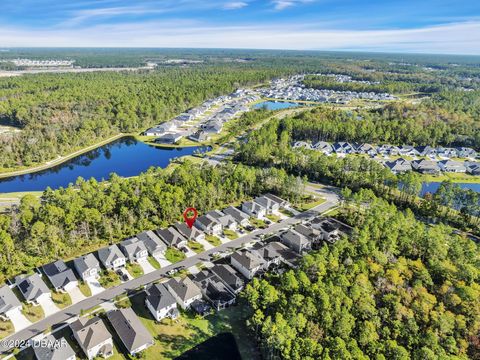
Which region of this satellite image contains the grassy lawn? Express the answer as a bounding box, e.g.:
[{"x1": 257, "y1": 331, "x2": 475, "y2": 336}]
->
[
  {"x1": 98, "y1": 270, "x2": 121, "y2": 289},
  {"x1": 250, "y1": 218, "x2": 267, "y2": 229},
  {"x1": 0, "y1": 319, "x2": 14, "y2": 339},
  {"x1": 280, "y1": 209, "x2": 295, "y2": 217},
  {"x1": 187, "y1": 240, "x2": 205, "y2": 254},
  {"x1": 78, "y1": 281, "x2": 92, "y2": 297},
  {"x1": 422, "y1": 172, "x2": 480, "y2": 184},
  {"x1": 148, "y1": 256, "x2": 161, "y2": 269},
  {"x1": 205, "y1": 235, "x2": 221, "y2": 246},
  {"x1": 266, "y1": 214, "x2": 281, "y2": 223},
  {"x1": 296, "y1": 197, "x2": 326, "y2": 212},
  {"x1": 127, "y1": 292, "x2": 260, "y2": 360},
  {"x1": 165, "y1": 248, "x2": 186, "y2": 263},
  {"x1": 51, "y1": 291, "x2": 72, "y2": 309},
  {"x1": 223, "y1": 229, "x2": 239, "y2": 240},
  {"x1": 115, "y1": 296, "x2": 133, "y2": 309},
  {"x1": 22, "y1": 303, "x2": 44, "y2": 323},
  {"x1": 126, "y1": 262, "x2": 144, "y2": 279}
]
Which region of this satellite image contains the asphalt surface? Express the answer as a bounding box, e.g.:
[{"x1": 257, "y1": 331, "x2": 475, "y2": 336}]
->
[{"x1": 0, "y1": 199, "x2": 337, "y2": 354}]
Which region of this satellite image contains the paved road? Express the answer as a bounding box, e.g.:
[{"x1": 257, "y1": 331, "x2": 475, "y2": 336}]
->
[{"x1": 0, "y1": 200, "x2": 337, "y2": 354}]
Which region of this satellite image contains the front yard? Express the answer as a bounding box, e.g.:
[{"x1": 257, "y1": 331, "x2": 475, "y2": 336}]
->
[
  {"x1": 296, "y1": 197, "x2": 326, "y2": 211},
  {"x1": 250, "y1": 218, "x2": 267, "y2": 229},
  {"x1": 22, "y1": 303, "x2": 44, "y2": 323},
  {"x1": 98, "y1": 270, "x2": 121, "y2": 289},
  {"x1": 205, "y1": 235, "x2": 221, "y2": 246},
  {"x1": 78, "y1": 281, "x2": 92, "y2": 297},
  {"x1": 223, "y1": 229, "x2": 239, "y2": 240},
  {"x1": 0, "y1": 319, "x2": 14, "y2": 339},
  {"x1": 126, "y1": 262, "x2": 144, "y2": 278},
  {"x1": 51, "y1": 291, "x2": 72, "y2": 309},
  {"x1": 187, "y1": 240, "x2": 205, "y2": 254},
  {"x1": 165, "y1": 248, "x2": 186, "y2": 263},
  {"x1": 266, "y1": 214, "x2": 282, "y2": 223},
  {"x1": 148, "y1": 256, "x2": 161, "y2": 270}
]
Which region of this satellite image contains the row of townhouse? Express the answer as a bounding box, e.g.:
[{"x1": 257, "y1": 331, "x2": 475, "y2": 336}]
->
[
  {"x1": 384, "y1": 158, "x2": 480, "y2": 175},
  {"x1": 294, "y1": 140, "x2": 478, "y2": 160}
]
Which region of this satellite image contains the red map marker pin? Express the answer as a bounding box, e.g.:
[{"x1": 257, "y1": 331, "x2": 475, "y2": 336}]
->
[{"x1": 183, "y1": 207, "x2": 198, "y2": 229}]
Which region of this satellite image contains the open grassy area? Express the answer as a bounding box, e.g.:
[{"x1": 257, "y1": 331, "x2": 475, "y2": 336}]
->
[
  {"x1": 250, "y1": 218, "x2": 267, "y2": 229},
  {"x1": 165, "y1": 248, "x2": 186, "y2": 263},
  {"x1": 78, "y1": 281, "x2": 92, "y2": 297},
  {"x1": 422, "y1": 172, "x2": 480, "y2": 184},
  {"x1": 0, "y1": 319, "x2": 14, "y2": 339},
  {"x1": 223, "y1": 229, "x2": 239, "y2": 240},
  {"x1": 22, "y1": 303, "x2": 44, "y2": 323},
  {"x1": 51, "y1": 291, "x2": 72, "y2": 309},
  {"x1": 98, "y1": 270, "x2": 121, "y2": 289},
  {"x1": 296, "y1": 197, "x2": 326, "y2": 212},
  {"x1": 148, "y1": 256, "x2": 161, "y2": 270},
  {"x1": 205, "y1": 235, "x2": 221, "y2": 246},
  {"x1": 187, "y1": 240, "x2": 205, "y2": 254},
  {"x1": 266, "y1": 214, "x2": 282, "y2": 223},
  {"x1": 126, "y1": 292, "x2": 260, "y2": 360},
  {"x1": 135, "y1": 134, "x2": 200, "y2": 148},
  {"x1": 126, "y1": 262, "x2": 144, "y2": 279}
]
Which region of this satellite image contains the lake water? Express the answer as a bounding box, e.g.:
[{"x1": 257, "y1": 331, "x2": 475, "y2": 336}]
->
[
  {"x1": 421, "y1": 182, "x2": 480, "y2": 195},
  {"x1": 254, "y1": 100, "x2": 302, "y2": 110},
  {"x1": 0, "y1": 137, "x2": 206, "y2": 193}
]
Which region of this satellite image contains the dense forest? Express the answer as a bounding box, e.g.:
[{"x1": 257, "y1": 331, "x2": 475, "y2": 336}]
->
[
  {"x1": 0, "y1": 65, "x2": 288, "y2": 169},
  {"x1": 243, "y1": 193, "x2": 480, "y2": 359},
  {"x1": 0, "y1": 162, "x2": 303, "y2": 282},
  {"x1": 235, "y1": 118, "x2": 480, "y2": 231}
]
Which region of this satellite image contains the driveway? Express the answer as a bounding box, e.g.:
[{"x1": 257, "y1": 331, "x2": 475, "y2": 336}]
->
[
  {"x1": 196, "y1": 238, "x2": 214, "y2": 250},
  {"x1": 118, "y1": 268, "x2": 133, "y2": 282},
  {"x1": 187, "y1": 265, "x2": 200, "y2": 275},
  {"x1": 218, "y1": 235, "x2": 230, "y2": 244},
  {"x1": 86, "y1": 278, "x2": 105, "y2": 296},
  {"x1": 137, "y1": 258, "x2": 155, "y2": 274},
  {"x1": 37, "y1": 297, "x2": 60, "y2": 317},
  {"x1": 8, "y1": 309, "x2": 31, "y2": 331},
  {"x1": 66, "y1": 286, "x2": 86, "y2": 304},
  {"x1": 153, "y1": 253, "x2": 172, "y2": 268},
  {"x1": 182, "y1": 246, "x2": 197, "y2": 258}
]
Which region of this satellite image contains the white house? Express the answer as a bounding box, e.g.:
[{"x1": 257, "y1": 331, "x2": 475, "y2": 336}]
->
[
  {"x1": 166, "y1": 277, "x2": 202, "y2": 310},
  {"x1": 241, "y1": 201, "x2": 266, "y2": 219},
  {"x1": 145, "y1": 283, "x2": 179, "y2": 321},
  {"x1": 71, "y1": 316, "x2": 114, "y2": 360},
  {"x1": 230, "y1": 250, "x2": 266, "y2": 280},
  {"x1": 97, "y1": 245, "x2": 126, "y2": 270}
]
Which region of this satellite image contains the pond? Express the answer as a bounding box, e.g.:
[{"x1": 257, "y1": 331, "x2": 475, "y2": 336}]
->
[
  {"x1": 421, "y1": 182, "x2": 480, "y2": 196},
  {"x1": 0, "y1": 137, "x2": 208, "y2": 193},
  {"x1": 176, "y1": 332, "x2": 242, "y2": 360},
  {"x1": 254, "y1": 100, "x2": 303, "y2": 110}
]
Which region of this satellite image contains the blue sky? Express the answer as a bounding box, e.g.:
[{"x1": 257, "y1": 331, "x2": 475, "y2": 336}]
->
[{"x1": 0, "y1": 0, "x2": 479, "y2": 54}]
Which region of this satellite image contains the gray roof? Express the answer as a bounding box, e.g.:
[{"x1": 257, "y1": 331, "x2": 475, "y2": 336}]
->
[
  {"x1": 156, "y1": 227, "x2": 187, "y2": 247},
  {"x1": 0, "y1": 285, "x2": 21, "y2": 314},
  {"x1": 281, "y1": 229, "x2": 310, "y2": 248},
  {"x1": 173, "y1": 222, "x2": 204, "y2": 240},
  {"x1": 264, "y1": 193, "x2": 287, "y2": 206},
  {"x1": 206, "y1": 210, "x2": 236, "y2": 227},
  {"x1": 222, "y1": 206, "x2": 249, "y2": 223},
  {"x1": 73, "y1": 253, "x2": 100, "y2": 274},
  {"x1": 97, "y1": 244, "x2": 125, "y2": 265},
  {"x1": 385, "y1": 158, "x2": 412, "y2": 172},
  {"x1": 254, "y1": 196, "x2": 278, "y2": 210},
  {"x1": 137, "y1": 231, "x2": 167, "y2": 254},
  {"x1": 15, "y1": 273, "x2": 50, "y2": 302},
  {"x1": 210, "y1": 264, "x2": 244, "y2": 292},
  {"x1": 106, "y1": 308, "x2": 153, "y2": 353},
  {"x1": 167, "y1": 277, "x2": 202, "y2": 301},
  {"x1": 32, "y1": 335, "x2": 75, "y2": 360},
  {"x1": 71, "y1": 316, "x2": 112, "y2": 351},
  {"x1": 145, "y1": 283, "x2": 176, "y2": 311},
  {"x1": 120, "y1": 238, "x2": 148, "y2": 257},
  {"x1": 412, "y1": 159, "x2": 440, "y2": 171},
  {"x1": 293, "y1": 224, "x2": 321, "y2": 241},
  {"x1": 242, "y1": 201, "x2": 265, "y2": 213},
  {"x1": 231, "y1": 250, "x2": 265, "y2": 270},
  {"x1": 42, "y1": 260, "x2": 77, "y2": 290},
  {"x1": 196, "y1": 214, "x2": 221, "y2": 229},
  {"x1": 439, "y1": 160, "x2": 466, "y2": 170}
]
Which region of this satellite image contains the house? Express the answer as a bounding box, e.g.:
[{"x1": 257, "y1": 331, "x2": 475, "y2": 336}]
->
[
  {"x1": 230, "y1": 250, "x2": 266, "y2": 279},
  {"x1": 255, "y1": 195, "x2": 280, "y2": 214},
  {"x1": 136, "y1": 230, "x2": 167, "y2": 258},
  {"x1": 264, "y1": 193, "x2": 289, "y2": 208},
  {"x1": 202, "y1": 120, "x2": 223, "y2": 133},
  {"x1": 166, "y1": 277, "x2": 202, "y2": 309},
  {"x1": 438, "y1": 160, "x2": 467, "y2": 173},
  {"x1": 193, "y1": 271, "x2": 236, "y2": 310},
  {"x1": 310, "y1": 217, "x2": 352, "y2": 244},
  {"x1": 398, "y1": 145, "x2": 420, "y2": 156},
  {"x1": 97, "y1": 245, "x2": 126, "y2": 270},
  {"x1": 0, "y1": 285, "x2": 22, "y2": 321},
  {"x1": 436, "y1": 147, "x2": 457, "y2": 158},
  {"x1": 355, "y1": 143, "x2": 377, "y2": 156},
  {"x1": 195, "y1": 214, "x2": 223, "y2": 235},
  {"x1": 377, "y1": 144, "x2": 400, "y2": 156},
  {"x1": 222, "y1": 207, "x2": 250, "y2": 227},
  {"x1": 145, "y1": 283, "x2": 179, "y2": 321},
  {"x1": 174, "y1": 222, "x2": 206, "y2": 242},
  {"x1": 106, "y1": 308, "x2": 154, "y2": 356},
  {"x1": 71, "y1": 316, "x2": 114, "y2": 360},
  {"x1": 241, "y1": 201, "x2": 266, "y2": 219},
  {"x1": 188, "y1": 130, "x2": 210, "y2": 142},
  {"x1": 411, "y1": 159, "x2": 440, "y2": 174},
  {"x1": 120, "y1": 238, "x2": 149, "y2": 262},
  {"x1": 292, "y1": 141, "x2": 311, "y2": 150},
  {"x1": 155, "y1": 133, "x2": 184, "y2": 144},
  {"x1": 42, "y1": 260, "x2": 78, "y2": 292},
  {"x1": 466, "y1": 162, "x2": 480, "y2": 175},
  {"x1": 384, "y1": 158, "x2": 412, "y2": 174},
  {"x1": 210, "y1": 264, "x2": 245, "y2": 294},
  {"x1": 156, "y1": 227, "x2": 188, "y2": 248},
  {"x1": 175, "y1": 113, "x2": 195, "y2": 122},
  {"x1": 332, "y1": 142, "x2": 355, "y2": 154},
  {"x1": 312, "y1": 141, "x2": 333, "y2": 154},
  {"x1": 416, "y1": 146, "x2": 436, "y2": 157},
  {"x1": 74, "y1": 253, "x2": 101, "y2": 281},
  {"x1": 144, "y1": 121, "x2": 179, "y2": 136},
  {"x1": 32, "y1": 335, "x2": 76, "y2": 360},
  {"x1": 280, "y1": 229, "x2": 311, "y2": 254},
  {"x1": 293, "y1": 224, "x2": 322, "y2": 244},
  {"x1": 206, "y1": 210, "x2": 237, "y2": 231},
  {"x1": 455, "y1": 147, "x2": 477, "y2": 158},
  {"x1": 15, "y1": 273, "x2": 50, "y2": 305}
]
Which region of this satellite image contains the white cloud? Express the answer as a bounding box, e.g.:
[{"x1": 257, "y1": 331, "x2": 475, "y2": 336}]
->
[
  {"x1": 271, "y1": 0, "x2": 313, "y2": 11},
  {"x1": 0, "y1": 20, "x2": 479, "y2": 55},
  {"x1": 223, "y1": 2, "x2": 248, "y2": 10}
]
